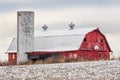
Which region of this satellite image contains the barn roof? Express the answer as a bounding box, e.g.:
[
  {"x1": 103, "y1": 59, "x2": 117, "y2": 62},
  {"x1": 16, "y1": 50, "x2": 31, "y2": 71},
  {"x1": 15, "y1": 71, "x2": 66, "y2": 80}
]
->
[{"x1": 6, "y1": 27, "x2": 97, "y2": 53}]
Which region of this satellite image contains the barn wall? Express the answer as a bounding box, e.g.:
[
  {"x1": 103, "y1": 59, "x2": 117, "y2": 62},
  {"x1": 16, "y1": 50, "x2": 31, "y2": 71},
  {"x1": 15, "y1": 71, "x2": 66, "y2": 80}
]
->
[
  {"x1": 62, "y1": 51, "x2": 109, "y2": 61},
  {"x1": 80, "y1": 29, "x2": 110, "y2": 60},
  {"x1": 7, "y1": 51, "x2": 109, "y2": 64},
  {"x1": 79, "y1": 51, "x2": 109, "y2": 60},
  {"x1": 8, "y1": 53, "x2": 17, "y2": 63},
  {"x1": 80, "y1": 29, "x2": 110, "y2": 51},
  {"x1": 37, "y1": 51, "x2": 106, "y2": 61}
]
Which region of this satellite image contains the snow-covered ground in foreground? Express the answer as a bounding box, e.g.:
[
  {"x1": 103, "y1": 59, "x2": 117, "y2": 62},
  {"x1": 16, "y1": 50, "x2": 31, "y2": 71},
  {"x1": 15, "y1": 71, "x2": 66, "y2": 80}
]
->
[{"x1": 0, "y1": 60, "x2": 120, "y2": 80}]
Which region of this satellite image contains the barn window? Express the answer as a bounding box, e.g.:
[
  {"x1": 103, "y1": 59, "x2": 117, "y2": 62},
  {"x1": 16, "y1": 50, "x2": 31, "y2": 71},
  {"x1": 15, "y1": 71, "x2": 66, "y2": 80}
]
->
[
  {"x1": 101, "y1": 39, "x2": 103, "y2": 43},
  {"x1": 94, "y1": 45, "x2": 99, "y2": 50},
  {"x1": 84, "y1": 38, "x2": 87, "y2": 42},
  {"x1": 98, "y1": 53, "x2": 102, "y2": 58}
]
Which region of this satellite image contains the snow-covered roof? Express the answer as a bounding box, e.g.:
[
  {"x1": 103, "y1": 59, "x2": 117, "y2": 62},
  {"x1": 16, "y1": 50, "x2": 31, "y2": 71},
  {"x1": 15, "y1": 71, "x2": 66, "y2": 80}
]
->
[
  {"x1": 7, "y1": 38, "x2": 17, "y2": 53},
  {"x1": 6, "y1": 27, "x2": 97, "y2": 53},
  {"x1": 35, "y1": 27, "x2": 97, "y2": 37},
  {"x1": 34, "y1": 34, "x2": 85, "y2": 52}
]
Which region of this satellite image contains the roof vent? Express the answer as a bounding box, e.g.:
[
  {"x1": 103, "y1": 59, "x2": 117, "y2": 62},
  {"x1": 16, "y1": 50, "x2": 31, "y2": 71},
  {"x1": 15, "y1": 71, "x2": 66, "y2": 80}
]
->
[
  {"x1": 42, "y1": 24, "x2": 48, "y2": 31},
  {"x1": 69, "y1": 22, "x2": 75, "y2": 30}
]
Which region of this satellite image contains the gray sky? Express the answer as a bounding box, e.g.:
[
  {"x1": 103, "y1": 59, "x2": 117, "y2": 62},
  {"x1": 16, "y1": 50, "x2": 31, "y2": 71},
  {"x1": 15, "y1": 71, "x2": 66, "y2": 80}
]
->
[{"x1": 0, "y1": 0, "x2": 120, "y2": 61}]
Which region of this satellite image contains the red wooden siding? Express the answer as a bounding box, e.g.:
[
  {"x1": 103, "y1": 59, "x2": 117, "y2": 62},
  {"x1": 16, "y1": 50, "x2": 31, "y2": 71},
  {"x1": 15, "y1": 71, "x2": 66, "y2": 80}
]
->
[
  {"x1": 80, "y1": 29, "x2": 109, "y2": 51},
  {"x1": 79, "y1": 29, "x2": 110, "y2": 60},
  {"x1": 8, "y1": 53, "x2": 17, "y2": 63}
]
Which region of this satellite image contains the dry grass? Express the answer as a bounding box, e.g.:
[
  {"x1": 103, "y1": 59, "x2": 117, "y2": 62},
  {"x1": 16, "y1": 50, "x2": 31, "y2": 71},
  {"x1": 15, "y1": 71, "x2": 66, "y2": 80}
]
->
[
  {"x1": 0, "y1": 61, "x2": 17, "y2": 66},
  {"x1": 35, "y1": 60, "x2": 43, "y2": 64},
  {"x1": 110, "y1": 57, "x2": 116, "y2": 60},
  {"x1": 44, "y1": 57, "x2": 54, "y2": 64},
  {"x1": 0, "y1": 55, "x2": 113, "y2": 66},
  {"x1": 43, "y1": 57, "x2": 65, "y2": 64},
  {"x1": 118, "y1": 56, "x2": 120, "y2": 60},
  {"x1": 58, "y1": 58, "x2": 65, "y2": 63},
  {"x1": 0, "y1": 57, "x2": 88, "y2": 66},
  {"x1": 77, "y1": 57, "x2": 86, "y2": 62}
]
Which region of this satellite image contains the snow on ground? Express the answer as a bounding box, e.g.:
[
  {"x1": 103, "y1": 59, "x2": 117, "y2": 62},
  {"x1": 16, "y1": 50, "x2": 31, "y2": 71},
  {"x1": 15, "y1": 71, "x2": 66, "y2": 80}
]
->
[{"x1": 0, "y1": 60, "x2": 120, "y2": 80}]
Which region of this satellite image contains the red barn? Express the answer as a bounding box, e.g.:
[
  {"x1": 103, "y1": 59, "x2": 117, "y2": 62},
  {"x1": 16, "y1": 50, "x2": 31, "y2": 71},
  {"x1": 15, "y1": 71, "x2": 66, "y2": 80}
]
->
[{"x1": 6, "y1": 27, "x2": 112, "y2": 63}]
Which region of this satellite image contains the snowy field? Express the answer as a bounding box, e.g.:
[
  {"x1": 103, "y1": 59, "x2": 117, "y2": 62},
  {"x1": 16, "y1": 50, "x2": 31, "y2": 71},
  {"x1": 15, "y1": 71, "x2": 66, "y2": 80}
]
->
[{"x1": 0, "y1": 60, "x2": 120, "y2": 80}]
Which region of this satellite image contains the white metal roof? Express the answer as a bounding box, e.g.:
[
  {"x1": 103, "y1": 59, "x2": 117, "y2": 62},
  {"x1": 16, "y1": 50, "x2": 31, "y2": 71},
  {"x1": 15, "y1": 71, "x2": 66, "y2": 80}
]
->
[{"x1": 6, "y1": 27, "x2": 97, "y2": 53}]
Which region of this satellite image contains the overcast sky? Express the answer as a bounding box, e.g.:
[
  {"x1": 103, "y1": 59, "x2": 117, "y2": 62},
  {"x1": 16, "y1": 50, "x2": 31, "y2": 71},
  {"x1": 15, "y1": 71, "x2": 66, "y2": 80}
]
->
[{"x1": 0, "y1": 0, "x2": 120, "y2": 61}]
